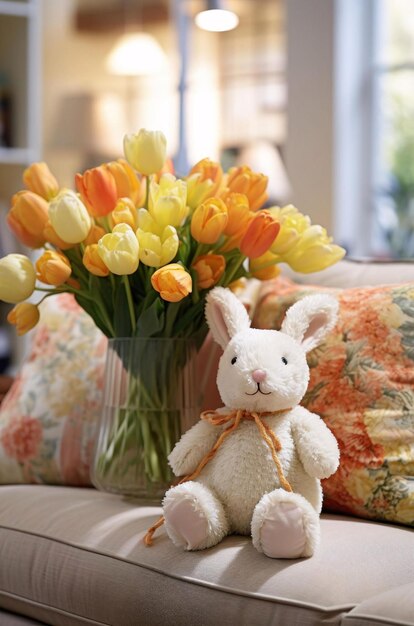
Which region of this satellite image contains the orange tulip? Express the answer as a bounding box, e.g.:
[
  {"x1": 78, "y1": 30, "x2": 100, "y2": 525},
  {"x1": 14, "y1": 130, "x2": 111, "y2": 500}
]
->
[
  {"x1": 192, "y1": 254, "x2": 225, "y2": 290},
  {"x1": 110, "y1": 198, "x2": 137, "y2": 230},
  {"x1": 240, "y1": 211, "x2": 280, "y2": 259},
  {"x1": 218, "y1": 193, "x2": 254, "y2": 252},
  {"x1": 221, "y1": 192, "x2": 250, "y2": 237},
  {"x1": 151, "y1": 263, "x2": 192, "y2": 302},
  {"x1": 186, "y1": 158, "x2": 223, "y2": 210},
  {"x1": 36, "y1": 250, "x2": 72, "y2": 286},
  {"x1": 43, "y1": 221, "x2": 74, "y2": 250},
  {"x1": 23, "y1": 162, "x2": 59, "y2": 200},
  {"x1": 7, "y1": 302, "x2": 40, "y2": 336},
  {"x1": 104, "y1": 159, "x2": 143, "y2": 206},
  {"x1": 191, "y1": 198, "x2": 228, "y2": 244},
  {"x1": 84, "y1": 224, "x2": 106, "y2": 245},
  {"x1": 7, "y1": 191, "x2": 49, "y2": 248},
  {"x1": 83, "y1": 244, "x2": 110, "y2": 277},
  {"x1": 226, "y1": 166, "x2": 268, "y2": 211},
  {"x1": 75, "y1": 166, "x2": 118, "y2": 217},
  {"x1": 189, "y1": 158, "x2": 223, "y2": 195}
]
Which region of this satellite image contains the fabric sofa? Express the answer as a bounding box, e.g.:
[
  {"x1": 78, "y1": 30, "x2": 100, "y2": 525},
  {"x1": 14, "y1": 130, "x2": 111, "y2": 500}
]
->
[{"x1": 0, "y1": 259, "x2": 413, "y2": 626}]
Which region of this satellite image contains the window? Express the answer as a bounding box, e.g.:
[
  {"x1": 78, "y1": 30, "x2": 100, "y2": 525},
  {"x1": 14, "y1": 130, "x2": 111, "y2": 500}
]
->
[{"x1": 373, "y1": 0, "x2": 414, "y2": 258}]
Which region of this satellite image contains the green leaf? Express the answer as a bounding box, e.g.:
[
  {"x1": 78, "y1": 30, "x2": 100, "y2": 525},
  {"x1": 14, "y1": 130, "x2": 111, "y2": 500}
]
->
[
  {"x1": 113, "y1": 280, "x2": 133, "y2": 337},
  {"x1": 135, "y1": 298, "x2": 165, "y2": 337}
]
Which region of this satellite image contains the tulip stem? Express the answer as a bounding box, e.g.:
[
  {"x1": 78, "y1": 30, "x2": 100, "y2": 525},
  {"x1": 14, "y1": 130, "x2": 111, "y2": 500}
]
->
[
  {"x1": 123, "y1": 275, "x2": 136, "y2": 332},
  {"x1": 222, "y1": 256, "x2": 246, "y2": 287},
  {"x1": 34, "y1": 287, "x2": 59, "y2": 294},
  {"x1": 144, "y1": 176, "x2": 150, "y2": 211}
]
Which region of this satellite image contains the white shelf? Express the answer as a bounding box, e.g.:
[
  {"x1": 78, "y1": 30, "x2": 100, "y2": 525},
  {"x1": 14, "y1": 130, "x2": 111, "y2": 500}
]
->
[
  {"x1": 0, "y1": 147, "x2": 35, "y2": 165},
  {"x1": 0, "y1": 1, "x2": 33, "y2": 17},
  {"x1": 0, "y1": 0, "x2": 40, "y2": 370}
]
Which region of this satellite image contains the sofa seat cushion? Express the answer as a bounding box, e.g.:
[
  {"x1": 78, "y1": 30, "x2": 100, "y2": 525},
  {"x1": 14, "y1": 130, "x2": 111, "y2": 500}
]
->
[
  {"x1": 0, "y1": 487, "x2": 413, "y2": 626},
  {"x1": 343, "y1": 582, "x2": 414, "y2": 626}
]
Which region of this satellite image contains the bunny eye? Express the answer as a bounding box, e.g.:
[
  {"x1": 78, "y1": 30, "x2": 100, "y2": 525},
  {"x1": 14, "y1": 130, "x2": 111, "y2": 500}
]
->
[
  {"x1": 231, "y1": 356, "x2": 238, "y2": 365},
  {"x1": 281, "y1": 356, "x2": 288, "y2": 365}
]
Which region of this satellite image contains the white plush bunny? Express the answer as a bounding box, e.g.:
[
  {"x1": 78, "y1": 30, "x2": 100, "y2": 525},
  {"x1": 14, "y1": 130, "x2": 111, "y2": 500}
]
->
[{"x1": 162, "y1": 286, "x2": 340, "y2": 558}]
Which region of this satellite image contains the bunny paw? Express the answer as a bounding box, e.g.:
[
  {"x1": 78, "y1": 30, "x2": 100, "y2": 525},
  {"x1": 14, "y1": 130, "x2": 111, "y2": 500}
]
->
[
  {"x1": 251, "y1": 490, "x2": 320, "y2": 558},
  {"x1": 163, "y1": 481, "x2": 228, "y2": 550}
]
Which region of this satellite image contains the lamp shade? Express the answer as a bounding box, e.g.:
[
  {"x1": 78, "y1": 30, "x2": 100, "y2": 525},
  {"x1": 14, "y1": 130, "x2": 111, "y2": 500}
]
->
[
  {"x1": 238, "y1": 140, "x2": 291, "y2": 204},
  {"x1": 106, "y1": 33, "x2": 167, "y2": 76}
]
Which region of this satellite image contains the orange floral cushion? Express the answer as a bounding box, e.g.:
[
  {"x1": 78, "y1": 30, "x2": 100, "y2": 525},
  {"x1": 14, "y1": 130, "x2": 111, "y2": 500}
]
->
[
  {"x1": 0, "y1": 294, "x2": 107, "y2": 485},
  {"x1": 253, "y1": 277, "x2": 414, "y2": 526}
]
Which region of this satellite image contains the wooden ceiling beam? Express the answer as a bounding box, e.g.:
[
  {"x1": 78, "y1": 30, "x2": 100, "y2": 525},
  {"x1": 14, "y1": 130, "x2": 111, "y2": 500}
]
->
[{"x1": 75, "y1": 3, "x2": 169, "y2": 33}]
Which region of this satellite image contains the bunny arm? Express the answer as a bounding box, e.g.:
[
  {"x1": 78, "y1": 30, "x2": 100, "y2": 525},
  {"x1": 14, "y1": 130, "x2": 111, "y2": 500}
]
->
[
  {"x1": 168, "y1": 419, "x2": 221, "y2": 477},
  {"x1": 290, "y1": 406, "x2": 340, "y2": 479}
]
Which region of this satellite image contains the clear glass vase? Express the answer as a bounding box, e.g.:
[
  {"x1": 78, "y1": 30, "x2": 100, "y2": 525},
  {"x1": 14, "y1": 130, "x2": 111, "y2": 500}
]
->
[{"x1": 91, "y1": 337, "x2": 200, "y2": 502}]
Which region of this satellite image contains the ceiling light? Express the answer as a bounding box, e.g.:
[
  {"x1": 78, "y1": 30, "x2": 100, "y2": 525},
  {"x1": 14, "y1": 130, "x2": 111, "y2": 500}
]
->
[{"x1": 195, "y1": 1, "x2": 239, "y2": 32}]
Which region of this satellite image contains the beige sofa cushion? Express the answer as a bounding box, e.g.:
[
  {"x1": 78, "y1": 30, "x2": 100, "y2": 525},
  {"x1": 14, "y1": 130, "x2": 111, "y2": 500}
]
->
[
  {"x1": 0, "y1": 486, "x2": 412, "y2": 626},
  {"x1": 283, "y1": 259, "x2": 414, "y2": 288},
  {"x1": 343, "y1": 582, "x2": 414, "y2": 626}
]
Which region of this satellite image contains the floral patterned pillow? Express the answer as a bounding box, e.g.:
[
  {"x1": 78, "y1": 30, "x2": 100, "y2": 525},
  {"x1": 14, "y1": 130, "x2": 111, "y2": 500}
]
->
[
  {"x1": 0, "y1": 294, "x2": 107, "y2": 485},
  {"x1": 253, "y1": 277, "x2": 414, "y2": 526}
]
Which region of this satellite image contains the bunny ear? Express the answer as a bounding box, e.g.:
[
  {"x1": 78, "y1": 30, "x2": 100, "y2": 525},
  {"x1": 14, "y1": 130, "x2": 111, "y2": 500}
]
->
[
  {"x1": 205, "y1": 286, "x2": 251, "y2": 350},
  {"x1": 281, "y1": 294, "x2": 338, "y2": 353}
]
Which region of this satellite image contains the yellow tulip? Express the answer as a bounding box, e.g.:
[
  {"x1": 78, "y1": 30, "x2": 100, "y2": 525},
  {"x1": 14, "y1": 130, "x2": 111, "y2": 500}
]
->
[
  {"x1": 149, "y1": 173, "x2": 188, "y2": 229},
  {"x1": 226, "y1": 166, "x2": 268, "y2": 211},
  {"x1": 151, "y1": 263, "x2": 192, "y2": 302},
  {"x1": 191, "y1": 198, "x2": 228, "y2": 244},
  {"x1": 7, "y1": 302, "x2": 40, "y2": 336},
  {"x1": 111, "y1": 198, "x2": 138, "y2": 230},
  {"x1": 23, "y1": 162, "x2": 59, "y2": 201},
  {"x1": 186, "y1": 158, "x2": 223, "y2": 209},
  {"x1": 83, "y1": 244, "x2": 110, "y2": 277},
  {"x1": 186, "y1": 175, "x2": 216, "y2": 211},
  {"x1": 249, "y1": 251, "x2": 281, "y2": 280},
  {"x1": 137, "y1": 207, "x2": 158, "y2": 234},
  {"x1": 7, "y1": 191, "x2": 49, "y2": 248},
  {"x1": 137, "y1": 208, "x2": 178, "y2": 267},
  {"x1": 123, "y1": 129, "x2": 167, "y2": 176},
  {"x1": 137, "y1": 225, "x2": 179, "y2": 268},
  {"x1": 269, "y1": 205, "x2": 311, "y2": 256},
  {"x1": 192, "y1": 254, "x2": 225, "y2": 290},
  {"x1": 98, "y1": 223, "x2": 139, "y2": 275},
  {"x1": 282, "y1": 225, "x2": 346, "y2": 273},
  {"x1": 267, "y1": 205, "x2": 346, "y2": 272},
  {"x1": 0, "y1": 254, "x2": 36, "y2": 304},
  {"x1": 36, "y1": 250, "x2": 72, "y2": 286},
  {"x1": 49, "y1": 190, "x2": 92, "y2": 244}
]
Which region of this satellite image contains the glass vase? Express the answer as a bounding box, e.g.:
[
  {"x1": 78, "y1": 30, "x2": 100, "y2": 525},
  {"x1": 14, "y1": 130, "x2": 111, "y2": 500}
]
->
[{"x1": 91, "y1": 337, "x2": 200, "y2": 502}]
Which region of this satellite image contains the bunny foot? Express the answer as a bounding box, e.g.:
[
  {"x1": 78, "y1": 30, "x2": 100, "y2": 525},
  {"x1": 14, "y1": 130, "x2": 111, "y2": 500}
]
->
[
  {"x1": 251, "y1": 490, "x2": 320, "y2": 558},
  {"x1": 163, "y1": 481, "x2": 229, "y2": 550}
]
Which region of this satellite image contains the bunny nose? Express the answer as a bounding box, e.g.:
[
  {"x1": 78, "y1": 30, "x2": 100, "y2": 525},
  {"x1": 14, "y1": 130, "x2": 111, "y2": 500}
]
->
[{"x1": 252, "y1": 369, "x2": 267, "y2": 383}]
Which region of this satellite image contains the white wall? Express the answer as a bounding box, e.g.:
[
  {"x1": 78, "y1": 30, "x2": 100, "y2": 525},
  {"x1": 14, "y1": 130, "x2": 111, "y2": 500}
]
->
[{"x1": 285, "y1": 0, "x2": 335, "y2": 232}]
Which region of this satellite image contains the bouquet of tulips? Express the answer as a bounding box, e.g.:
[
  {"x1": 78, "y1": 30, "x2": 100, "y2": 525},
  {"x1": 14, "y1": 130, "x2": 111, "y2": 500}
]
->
[{"x1": 0, "y1": 128, "x2": 345, "y2": 495}]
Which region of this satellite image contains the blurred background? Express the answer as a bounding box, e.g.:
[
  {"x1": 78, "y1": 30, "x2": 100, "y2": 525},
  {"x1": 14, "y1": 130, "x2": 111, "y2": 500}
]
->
[{"x1": 0, "y1": 0, "x2": 414, "y2": 369}]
